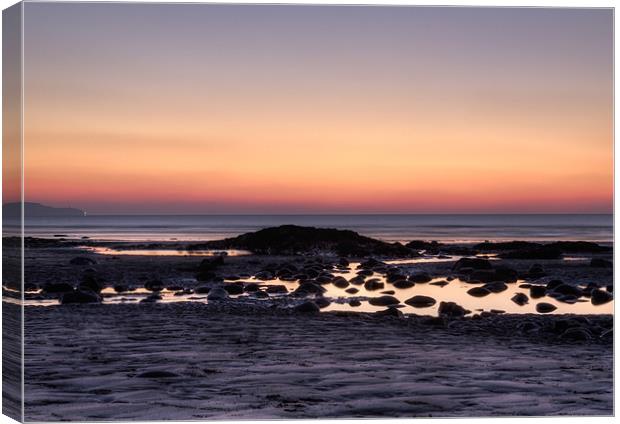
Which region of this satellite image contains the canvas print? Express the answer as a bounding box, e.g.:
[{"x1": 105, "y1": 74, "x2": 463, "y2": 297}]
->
[{"x1": 2, "y1": 2, "x2": 614, "y2": 421}]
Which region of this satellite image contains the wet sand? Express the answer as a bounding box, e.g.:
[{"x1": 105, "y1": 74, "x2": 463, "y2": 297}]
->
[{"x1": 23, "y1": 302, "x2": 612, "y2": 420}]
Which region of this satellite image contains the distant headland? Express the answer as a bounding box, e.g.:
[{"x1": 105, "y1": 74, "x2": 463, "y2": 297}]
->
[{"x1": 3, "y1": 202, "x2": 85, "y2": 218}]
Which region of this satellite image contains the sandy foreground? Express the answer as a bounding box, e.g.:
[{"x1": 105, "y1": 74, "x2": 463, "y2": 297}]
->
[{"x1": 23, "y1": 301, "x2": 612, "y2": 420}]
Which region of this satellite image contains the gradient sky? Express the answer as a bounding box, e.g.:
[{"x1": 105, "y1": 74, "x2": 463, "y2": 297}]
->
[{"x1": 21, "y1": 4, "x2": 613, "y2": 214}]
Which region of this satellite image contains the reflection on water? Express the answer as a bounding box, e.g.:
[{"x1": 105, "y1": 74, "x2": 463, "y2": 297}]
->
[
  {"x1": 18, "y1": 261, "x2": 613, "y2": 316},
  {"x1": 81, "y1": 246, "x2": 252, "y2": 257}
]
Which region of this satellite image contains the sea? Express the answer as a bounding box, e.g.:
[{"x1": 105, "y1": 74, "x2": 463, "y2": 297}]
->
[{"x1": 4, "y1": 214, "x2": 613, "y2": 244}]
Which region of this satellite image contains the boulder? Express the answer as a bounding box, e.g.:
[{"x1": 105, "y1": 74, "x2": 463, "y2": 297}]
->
[
  {"x1": 469, "y1": 270, "x2": 498, "y2": 283},
  {"x1": 467, "y1": 287, "x2": 491, "y2": 297},
  {"x1": 368, "y1": 295, "x2": 400, "y2": 307},
  {"x1": 591, "y1": 289, "x2": 613, "y2": 305},
  {"x1": 529, "y1": 285, "x2": 546, "y2": 298},
  {"x1": 42, "y1": 282, "x2": 74, "y2": 293},
  {"x1": 332, "y1": 276, "x2": 349, "y2": 288},
  {"x1": 294, "y1": 301, "x2": 320, "y2": 313},
  {"x1": 243, "y1": 283, "x2": 260, "y2": 292},
  {"x1": 61, "y1": 289, "x2": 101, "y2": 304},
  {"x1": 144, "y1": 280, "x2": 164, "y2": 292},
  {"x1": 429, "y1": 280, "x2": 449, "y2": 287},
  {"x1": 511, "y1": 292, "x2": 529, "y2": 306},
  {"x1": 223, "y1": 283, "x2": 244, "y2": 295},
  {"x1": 374, "y1": 306, "x2": 403, "y2": 318},
  {"x1": 409, "y1": 273, "x2": 432, "y2": 283},
  {"x1": 437, "y1": 301, "x2": 468, "y2": 318},
  {"x1": 483, "y1": 281, "x2": 508, "y2": 293},
  {"x1": 591, "y1": 258, "x2": 612, "y2": 268},
  {"x1": 69, "y1": 257, "x2": 96, "y2": 266},
  {"x1": 535, "y1": 302, "x2": 557, "y2": 313},
  {"x1": 349, "y1": 299, "x2": 362, "y2": 307},
  {"x1": 550, "y1": 284, "x2": 582, "y2": 297},
  {"x1": 364, "y1": 279, "x2": 384, "y2": 291},
  {"x1": 452, "y1": 258, "x2": 492, "y2": 271},
  {"x1": 266, "y1": 285, "x2": 288, "y2": 294},
  {"x1": 393, "y1": 280, "x2": 415, "y2": 289},
  {"x1": 405, "y1": 295, "x2": 436, "y2": 308},
  {"x1": 113, "y1": 284, "x2": 129, "y2": 293},
  {"x1": 207, "y1": 287, "x2": 229, "y2": 300},
  {"x1": 560, "y1": 327, "x2": 592, "y2": 342}
]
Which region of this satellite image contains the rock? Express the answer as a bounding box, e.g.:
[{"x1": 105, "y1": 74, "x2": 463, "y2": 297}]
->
[
  {"x1": 60, "y1": 289, "x2": 101, "y2": 304},
  {"x1": 294, "y1": 301, "x2": 320, "y2": 313},
  {"x1": 295, "y1": 282, "x2": 326, "y2": 295},
  {"x1": 606, "y1": 285, "x2": 613, "y2": 293},
  {"x1": 207, "y1": 287, "x2": 229, "y2": 300},
  {"x1": 529, "y1": 285, "x2": 546, "y2": 298},
  {"x1": 136, "y1": 370, "x2": 179, "y2": 379},
  {"x1": 253, "y1": 290, "x2": 269, "y2": 299},
  {"x1": 591, "y1": 258, "x2": 612, "y2": 268},
  {"x1": 144, "y1": 280, "x2": 164, "y2": 292},
  {"x1": 194, "y1": 286, "x2": 211, "y2": 294},
  {"x1": 511, "y1": 292, "x2": 529, "y2": 306},
  {"x1": 165, "y1": 285, "x2": 184, "y2": 291},
  {"x1": 591, "y1": 289, "x2": 613, "y2": 305},
  {"x1": 526, "y1": 263, "x2": 546, "y2": 278},
  {"x1": 393, "y1": 280, "x2": 415, "y2": 289},
  {"x1": 69, "y1": 257, "x2": 96, "y2": 265},
  {"x1": 483, "y1": 281, "x2": 508, "y2": 293},
  {"x1": 374, "y1": 306, "x2": 403, "y2": 318},
  {"x1": 345, "y1": 287, "x2": 359, "y2": 294},
  {"x1": 315, "y1": 297, "x2": 331, "y2": 309},
  {"x1": 467, "y1": 287, "x2": 491, "y2": 297},
  {"x1": 536, "y1": 302, "x2": 557, "y2": 313},
  {"x1": 332, "y1": 276, "x2": 349, "y2": 288},
  {"x1": 386, "y1": 272, "x2": 407, "y2": 283},
  {"x1": 380, "y1": 290, "x2": 395, "y2": 295},
  {"x1": 244, "y1": 283, "x2": 260, "y2": 292},
  {"x1": 42, "y1": 282, "x2": 74, "y2": 293},
  {"x1": 113, "y1": 284, "x2": 129, "y2": 293},
  {"x1": 196, "y1": 256, "x2": 224, "y2": 280},
  {"x1": 266, "y1": 285, "x2": 288, "y2": 294},
  {"x1": 349, "y1": 299, "x2": 361, "y2": 307},
  {"x1": 409, "y1": 273, "x2": 432, "y2": 283},
  {"x1": 469, "y1": 270, "x2": 498, "y2": 283},
  {"x1": 452, "y1": 258, "x2": 492, "y2": 271},
  {"x1": 338, "y1": 257, "x2": 350, "y2": 266},
  {"x1": 79, "y1": 274, "x2": 103, "y2": 293},
  {"x1": 551, "y1": 284, "x2": 582, "y2": 297},
  {"x1": 349, "y1": 275, "x2": 366, "y2": 285},
  {"x1": 493, "y1": 266, "x2": 519, "y2": 283},
  {"x1": 364, "y1": 279, "x2": 384, "y2": 291},
  {"x1": 405, "y1": 295, "x2": 436, "y2": 308},
  {"x1": 359, "y1": 258, "x2": 384, "y2": 269},
  {"x1": 368, "y1": 295, "x2": 400, "y2": 306},
  {"x1": 500, "y1": 248, "x2": 562, "y2": 260},
  {"x1": 560, "y1": 327, "x2": 592, "y2": 342},
  {"x1": 254, "y1": 271, "x2": 275, "y2": 281},
  {"x1": 140, "y1": 293, "x2": 162, "y2": 303},
  {"x1": 437, "y1": 301, "x2": 468, "y2": 318},
  {"x1": 223, "y1": 283, "x2": 244, "y2": 295},
  {"x1": 490, "y1": 309, "x2": 505, "y2": 314},
  {"x1": 546, "y1": 280, "x2": 564, "y2": 290},
  {"x1": 429, "y1": 280, "x2": 449, "y2": 287}
]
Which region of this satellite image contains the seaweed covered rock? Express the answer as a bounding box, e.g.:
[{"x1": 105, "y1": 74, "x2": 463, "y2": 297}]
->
[{"x1": 197, "y1": 225, "x2": 417, "y2": 257}]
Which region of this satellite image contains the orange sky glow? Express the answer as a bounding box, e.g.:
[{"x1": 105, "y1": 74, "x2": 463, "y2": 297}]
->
[{"x1": 16, "y1": 4, "x2": 613, "y2": 214}]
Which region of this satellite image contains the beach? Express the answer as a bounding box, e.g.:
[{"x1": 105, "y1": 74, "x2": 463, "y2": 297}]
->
[{"x1": 4, "y1": 224, "x2": 613, "y2": 419}]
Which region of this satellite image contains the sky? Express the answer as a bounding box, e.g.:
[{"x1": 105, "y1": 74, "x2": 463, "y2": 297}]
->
[{"x1": 19, "y1": 4, "x2": 613, "y2": 214}]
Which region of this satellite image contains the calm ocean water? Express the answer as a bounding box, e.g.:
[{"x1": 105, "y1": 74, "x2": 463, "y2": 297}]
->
[{"x1": 4, "y1": 214, "x2": 613, "y2": 244}]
